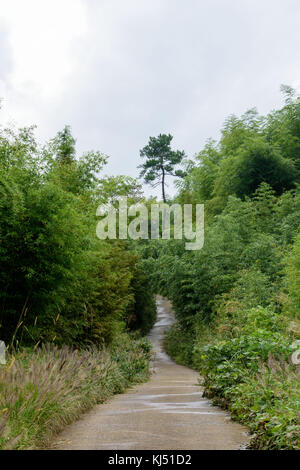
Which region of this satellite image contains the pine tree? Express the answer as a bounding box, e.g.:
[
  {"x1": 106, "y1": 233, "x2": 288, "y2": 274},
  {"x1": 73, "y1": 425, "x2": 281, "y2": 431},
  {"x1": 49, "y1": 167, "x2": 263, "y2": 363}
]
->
[{"x1": 139, "y1": 134, "x2": 185, "y2": 202}]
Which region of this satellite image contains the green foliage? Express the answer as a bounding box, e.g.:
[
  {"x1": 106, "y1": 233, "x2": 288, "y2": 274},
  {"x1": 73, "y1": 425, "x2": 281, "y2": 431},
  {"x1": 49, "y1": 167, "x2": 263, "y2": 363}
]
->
[
  {"x1": 96, "y1": 175, "x2": 143, "y2": 204},
  {"x1": 147, "y1": 184, "x2": 298, "y2": 327},
  {"x1": 266, "y1": 86, "x2": 300, "y2": 169},
  {"x1": 199, "y1": 307, "x2": 291, "y2": 390},
  {"x1": 194, "y1": 306, "x2": 299, "y2": 450},
  {"x1": 176, "y1": 89, "x2": 300, "y2": 215},
  {"x1": 54, "y1": 125, "x2": 76, "y2": 164},
  {"x1": 164, "y1": 323, "x2": 195, "y2": 367},
  {"x1": 129, "y1": 260, "x2": 157, "y2": 335},
  {"x1": 285, "y1": 231, "x2": 300, "y2": 317},
  {"x1": 176, "y1": 140, "x2": 222, "y2": 204},
  {"x1": 228, "y1": 138, "x2": 296, "y2": 198},
  {"x1": 230, "y1": 359, "x2": 300, "y2": 450},
  {"x1": 0, "y1": 124, "x2": 155, "y2": 347}
]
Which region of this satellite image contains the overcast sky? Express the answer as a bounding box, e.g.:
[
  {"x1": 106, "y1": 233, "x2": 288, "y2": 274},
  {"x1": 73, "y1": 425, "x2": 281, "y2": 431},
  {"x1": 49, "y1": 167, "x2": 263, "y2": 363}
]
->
[{"x1": 0, "y1": 0, "x2": 300, "y2": 197}]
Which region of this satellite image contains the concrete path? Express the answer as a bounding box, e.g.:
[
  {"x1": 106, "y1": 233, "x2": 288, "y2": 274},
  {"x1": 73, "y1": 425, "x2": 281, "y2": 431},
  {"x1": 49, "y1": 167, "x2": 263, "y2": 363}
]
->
[{"x1": 52, "y1": 297, "x2": 249, "y2": 450}]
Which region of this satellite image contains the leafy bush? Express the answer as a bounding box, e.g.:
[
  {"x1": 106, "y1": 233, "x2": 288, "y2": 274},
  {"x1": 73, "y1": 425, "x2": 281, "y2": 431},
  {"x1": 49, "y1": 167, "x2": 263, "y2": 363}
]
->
[{"x1": 198, "y1": 307, "x2": 292, "y2": 393}]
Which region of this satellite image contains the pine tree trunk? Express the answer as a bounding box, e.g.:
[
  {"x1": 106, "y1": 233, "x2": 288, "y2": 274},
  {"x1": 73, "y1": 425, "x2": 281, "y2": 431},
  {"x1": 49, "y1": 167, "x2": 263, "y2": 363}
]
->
[{"x1": 162, "y1": 169, "x2": 166, "y2": 203}]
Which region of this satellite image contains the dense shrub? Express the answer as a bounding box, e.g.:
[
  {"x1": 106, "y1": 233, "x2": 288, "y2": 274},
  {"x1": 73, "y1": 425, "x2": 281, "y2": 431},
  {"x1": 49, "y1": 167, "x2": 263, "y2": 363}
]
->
[{"x1": 0, "y1": 125, "x2": 156, "y2": 347}]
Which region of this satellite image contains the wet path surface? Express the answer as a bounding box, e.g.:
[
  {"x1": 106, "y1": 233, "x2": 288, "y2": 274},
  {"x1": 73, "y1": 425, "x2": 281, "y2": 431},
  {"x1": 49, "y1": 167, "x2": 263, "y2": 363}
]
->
[{"x1": 52, "y1": 297, "x2": 249, "y2": 450}]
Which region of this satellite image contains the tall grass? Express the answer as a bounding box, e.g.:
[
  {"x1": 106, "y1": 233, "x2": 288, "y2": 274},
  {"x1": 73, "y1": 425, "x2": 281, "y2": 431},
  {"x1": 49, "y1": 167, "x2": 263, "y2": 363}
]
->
[{"x1": 0, "y1": 335, "x2": 151, "y2": 450}]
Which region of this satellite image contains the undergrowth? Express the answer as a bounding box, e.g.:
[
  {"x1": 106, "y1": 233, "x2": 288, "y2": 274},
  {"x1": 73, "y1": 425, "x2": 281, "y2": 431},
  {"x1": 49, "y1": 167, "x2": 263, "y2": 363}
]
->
[
  {"x1": 0, "y1": 334, "x2": 151, "y2": 450},
  {"x1": 164, "y1": 307, "x2": 300, "y2": 450}
]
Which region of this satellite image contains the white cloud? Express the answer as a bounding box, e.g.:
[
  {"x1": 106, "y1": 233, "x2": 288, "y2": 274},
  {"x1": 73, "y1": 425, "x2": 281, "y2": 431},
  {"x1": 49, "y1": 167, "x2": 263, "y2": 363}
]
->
[
  {"x1": 0, "y1": 0, "x2": 87, "y2": 124},
  {"x1": 292, "y1": 80, "x2": 300, "y2": 96},
  {"x1": 1, "y1": 0, "x2": 300, "y2": 197}
]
